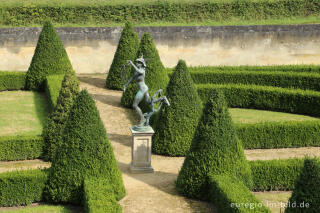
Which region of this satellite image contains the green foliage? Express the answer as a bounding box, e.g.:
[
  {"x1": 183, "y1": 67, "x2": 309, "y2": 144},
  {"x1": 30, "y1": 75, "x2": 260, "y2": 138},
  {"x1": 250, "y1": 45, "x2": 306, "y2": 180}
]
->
[
  {"x1": 188, "y1": 69, "x2": 320, "y2": 91},
  {"x1": 106, "y1": 22, "x2": 139, "y2": 90},
  {"x1": 0, "y1": 136, "x2": 44, "y2": 161},
  {"x1": 176, "y1": 90, "x2": 252, "y2": 200},
  {"x1": 1, "y1": 0, "x2": 320, "y2": 26},
  {"x1": 236, "y1": 121, "x2": 320, "y2": 149},
  {"x1": 42, "y1": 72, "x2": 80, "y2": 161},
  {"x1": 0, "y1": 71, "x2": 26, "y2": 91},
  {"x1": 152, "y1": 60, "x2": 202, "y2": 156},
  {"x1": 83, "y1": 177, "x2": 122, "y2": 213},
  {"x1": 45, "y1": 75, "x2": 65, "y2": 111},
  {"x1": 26, "y1": 21, "x2": 73, "y2": 90},
  {"x1": 121, "y1": 32, "x2": 169, "y2": 108},
  {"x1": 208, "y1": 174, "x2": 271, "y2": 213},
  {"x1": 45, "y1": 90, "x2": 125, "y2": 204},
  {"x1": 0, "y1": 169, "x2": 48, "y2": 207},
  {"x1": 250, "y1": 159, "x2": 304, "y2": 191},
  {"x1": 197, "y1": 84, "x2": 320, "y2": 117},
  {"x1": 285, "y1": 158, "x2": 320, "y2": 213}
]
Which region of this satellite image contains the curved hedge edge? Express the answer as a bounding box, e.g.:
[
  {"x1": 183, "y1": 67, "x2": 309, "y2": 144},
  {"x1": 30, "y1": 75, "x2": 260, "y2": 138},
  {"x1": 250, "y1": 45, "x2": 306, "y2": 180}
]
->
[
  {"x1": 0, "y1": 135, "x2": 44, "y2": 161},
  {"x1": 83, "y1": 177, "x2": 122, "y2": 213},
  {"x1": 0, "y1": 71, "x2": 26, "y2": 91},
  {"x1": 44, "y1": 74, "x2": 65, "y2": 111},
  {"x1": 249, "y1": 158, "x2": 304, "y2": 191},
  {"x1": 196, "y1": 83, "x2": 320, "y2": 117},
  {"x1": 0, "y1": 169, "x2": 48, "y2": 207},
  {"x1": 236, "y1": 121, "x2": 320, "y2": 149},
  {"x1": 208, "y1": 174, "x2": 271, "y2": 213}
]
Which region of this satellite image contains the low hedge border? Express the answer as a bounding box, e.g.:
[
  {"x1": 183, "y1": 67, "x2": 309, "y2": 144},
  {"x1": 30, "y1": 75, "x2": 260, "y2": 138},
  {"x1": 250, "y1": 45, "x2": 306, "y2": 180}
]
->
[
  {"x1": 44, "y1": 74, "x2": 65, "y2": 111},
  {"x1": 208, "y1": 174, "x2": 271, "y2": 213},
  {"x1": 0, "y1": 169, "x2": 48, "y2": 207},
  {"x1": 0, "y1": 136, "x2": 44, "y2": 161},
  {"x1": 0, "y1": 71, "x2": 26, "y2": 91},
  {"x1": 1, "y1": 0, "x2": 320, "y2": 26},
  {"x1": 197, "y1": 84, "x2": 320, "y2": 117},
  {"x1": 83, "y1": 177, "x2": 122, "y2": 213},
  {"x1": 249, "y1": 158, "x2": 304, "y2": 191},
  {"x1": 189, "y1": 70, "x2": 320, "y2": 91},
  {"x1": 236, "y1": 121, "x2": 320, "y2": 149}
]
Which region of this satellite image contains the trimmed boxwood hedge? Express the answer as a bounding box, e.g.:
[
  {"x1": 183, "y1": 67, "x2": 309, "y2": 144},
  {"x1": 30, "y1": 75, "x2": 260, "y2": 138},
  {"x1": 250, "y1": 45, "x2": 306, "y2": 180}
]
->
[
  {"x1": 0, "y1": 136, "x2": 44, "y2": 161},
  {"x1": 189, "y1": 70, "x2": 320, "y2": 91},
  {"x1": 236, "y1": 121, "x2": 320, "y2": 149},
  {"x1": 0, "y1": 71, "x2": 26, "y2": 91},
  {"x1": 249, "y1": 159, "x2": 304, "y2": 191},
  {"x1": 26, "y1": 21, "x2": 73, "y2": 91},
  {"x1": 285, "y1": 158, "x2": 320, "y2": 212},
  {"x1": 152, "y1": 60, "x2": 202, "y2": 156},
  {"x1": 0, "y1": 169, "x2": 48, "y2": 207},
  {"x1": 106, "y1": 22, "x2": 139, "y2": 90},
  {"x1": 83, "y1": 177, "x2": 122, "y2": 213},
  {"x1": 45, "y1": 74, "x2": 65, "y2": 111},
  {"x1": 45, "y1": 90, "x2": 125, "y2": 204},
  {"x1": 1, "y1": 0, "x2": 320, "y2": 26},
  {"x1": 197, "y1": 84, "x2": 320, "y2": 117},
  {"x1": 208, "y1": 174, "x2": 271, "y2": 213},
  {"x1": 176, "y1": 90, "x2": 252, "y2": 200}
]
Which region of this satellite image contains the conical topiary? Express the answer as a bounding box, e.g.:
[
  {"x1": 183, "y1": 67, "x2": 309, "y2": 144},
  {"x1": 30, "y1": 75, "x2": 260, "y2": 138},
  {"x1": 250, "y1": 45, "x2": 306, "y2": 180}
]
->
[
  {"x1": 26, "y1": 21, "x2": 73, "y2": 90},
  {"x1": 121, "y1": 32, "x2": 169, "y2": 108},
  {"x1": 42, "y1": 71, "x2": 80, "y2": 161},
  {"x1": 176, "y1": 90, "x2": 252, "y2": 200},
  {"x1": 285, "y1": 158, "x2": 320, "y2": 213},
  {"x1": 44, "y1": 90, "x2": 125, "y2": 204},
  {"x1": 106, "y1": 22, "x2": 139, "y2": 90},
  {"x1": 152, "y1": 60, "x2": 202, "y2": 156}
]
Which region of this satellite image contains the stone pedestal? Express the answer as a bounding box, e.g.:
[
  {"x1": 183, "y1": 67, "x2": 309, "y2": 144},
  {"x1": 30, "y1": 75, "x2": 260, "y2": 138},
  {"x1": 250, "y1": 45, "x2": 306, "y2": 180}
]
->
[{"x1": 129, "y1": 126, "x2": 154, "y2": 173}]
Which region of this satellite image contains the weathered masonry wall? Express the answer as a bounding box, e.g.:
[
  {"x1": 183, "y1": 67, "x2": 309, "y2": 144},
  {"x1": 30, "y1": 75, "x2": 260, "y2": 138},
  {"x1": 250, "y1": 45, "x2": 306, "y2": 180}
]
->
[{"x1": 1, "y1": 25, "x2": 320, "y2": 73}]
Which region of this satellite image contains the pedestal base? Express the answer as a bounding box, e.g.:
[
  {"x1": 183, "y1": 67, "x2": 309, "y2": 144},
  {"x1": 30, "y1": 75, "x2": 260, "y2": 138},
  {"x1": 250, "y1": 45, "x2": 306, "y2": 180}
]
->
[{"x1": 130, "y1": 163, "x2": 154, "y2": 173}]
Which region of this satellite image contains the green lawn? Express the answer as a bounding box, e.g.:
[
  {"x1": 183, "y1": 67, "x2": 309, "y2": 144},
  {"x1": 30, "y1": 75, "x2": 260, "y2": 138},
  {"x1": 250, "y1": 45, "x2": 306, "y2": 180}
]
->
[
  {"x1": 0, "y1": 91, "x2": 48, "y2": 136},
  {"x1": 230, "y1": 108, "x2": 320, "y2": 124},
  {"x1": 253, "y1": 191, "x2": 292, "y2": 213},
  {"x1": 1, "y1": 205, "x2": 75, "y2": 213}
]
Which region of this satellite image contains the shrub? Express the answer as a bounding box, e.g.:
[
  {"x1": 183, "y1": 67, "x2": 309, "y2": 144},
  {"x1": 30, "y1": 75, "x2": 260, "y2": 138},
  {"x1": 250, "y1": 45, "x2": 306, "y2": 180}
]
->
[
  {"x1": 0, "y1": 169, "x2": 48, "y2": 207},
  {"x1": 176, "y1": 90, "x2": 252, "y2": 200},
  {"x1": 285, "y1": 158, "x2": 320, "y2": 213},
  {"x1": 121, "y1": 32, "x2": 169, "y2": 108},
  {"x1": 42, "y1": 72, "x2": 80, "y2": 161},
  {"x1": 197, "y1": 84, "x2": 320, "y2": 117},
  {"x1": 250, "y1": 159, "x2": 304, "y2": 191},
  {"x1": 189, "y1": 69, "x2": 320, "y2": 91},
  {"x1": 45, "y1": 74, "x2": 65, "y2": 111},
  {"x1": 0, "y1": 136, "x2": 44, "y2": 161},
  {"x1": 26, "y1": 21, "x2": 73, "y2": 90},
  {"x1": 106, "y1": 22, "x2": 139, "y2": 90},
  {"x1": 83, "y1": 177, "x2": 122, "y2": 213},
  {"x1": 152, "y1": 60, "x2": 202, "y2": 156},
  {"x1": 208, "y1": 174, "x2": 271, "y2": 213},
  {"x1": 45, "y1": 90, "x2": 125, "y2": 204},
  {"x1": 0, "y1": 71, "x2": 26, "y2": 91}
]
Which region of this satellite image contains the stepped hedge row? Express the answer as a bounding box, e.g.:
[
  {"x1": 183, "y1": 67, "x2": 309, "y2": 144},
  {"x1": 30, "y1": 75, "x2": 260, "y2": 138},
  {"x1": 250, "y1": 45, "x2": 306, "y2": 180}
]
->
[
  {"x1": 236, "y1": 121, "x2": 320, "y2": 149},
  {"x1": 189, "y1": 70, "x2": 320, "y2": 91},
  {"x1": 1, "y1": 0, "x2": 320, "y2": 26},
  {"x1": 0, "y1": 136, "x2": 44, "y2": 161},
  {"x1": 197, "y1": 84, "x2": 320, "y2": 117},
  {"x1": 44, "y1": 74, "x2": 64, "y2": 111},
  {"x1": 0, "y1": 71, "x2": 26, "y2": 91}
]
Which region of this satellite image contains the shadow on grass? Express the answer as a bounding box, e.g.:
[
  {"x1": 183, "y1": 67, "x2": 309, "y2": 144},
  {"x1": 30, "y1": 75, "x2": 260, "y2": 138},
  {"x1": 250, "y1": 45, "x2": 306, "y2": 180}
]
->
[{"x1": 33, "y1": 92, "x2": 50, "y2": 134}]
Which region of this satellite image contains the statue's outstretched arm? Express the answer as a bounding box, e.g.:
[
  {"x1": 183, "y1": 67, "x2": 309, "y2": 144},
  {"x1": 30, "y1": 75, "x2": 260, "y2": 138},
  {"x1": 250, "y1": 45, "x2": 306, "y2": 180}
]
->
[{"x1": 128, "y1": 60, "x2": 143, "y2": 74}]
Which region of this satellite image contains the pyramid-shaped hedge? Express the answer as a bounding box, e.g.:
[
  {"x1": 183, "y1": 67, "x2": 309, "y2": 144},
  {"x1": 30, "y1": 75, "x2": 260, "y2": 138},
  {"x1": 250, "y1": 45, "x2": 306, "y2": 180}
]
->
[
  {"x1": 44, "y1": 90, "x2": 125, "y2": 204},
  {"x1": 26, "y1": 21, "x2": 73, "y2": 90},
  {"x1": 176, "y1": 90, "x2": 252, "y2": 200},
  {"x1": 152, "y1": 60, "x2": 202, "y2": 156},
  {"x1": 121, "y1": 32, "x2": 169, "y2": 108},
  {"x1": 42, "y1": 71, "x2": 80, "y2": 161},
  {"x1": 106, "y1": 22, "x2": 139, "y2": 90},
  {"x1": 285, "y1": 158, "x2": 320, "y2": 213}
]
